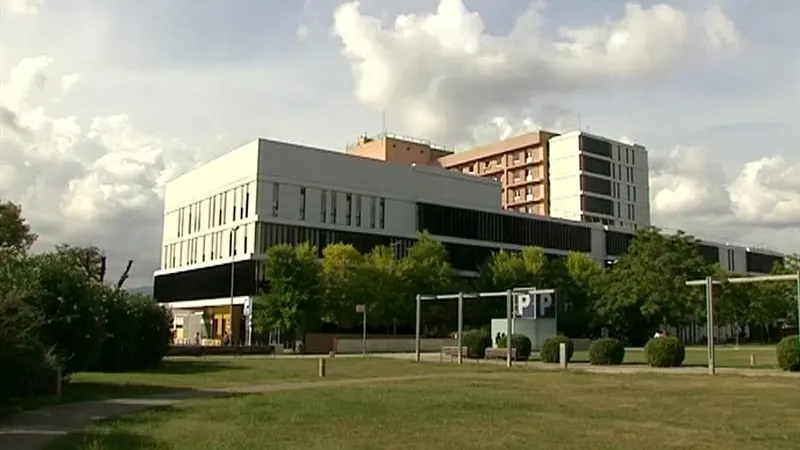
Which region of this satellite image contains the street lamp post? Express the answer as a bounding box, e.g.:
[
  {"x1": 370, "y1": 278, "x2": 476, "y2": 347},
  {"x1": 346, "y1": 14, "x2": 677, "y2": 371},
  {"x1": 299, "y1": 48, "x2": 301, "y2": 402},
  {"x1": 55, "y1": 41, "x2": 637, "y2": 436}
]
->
[{"x1": 229, "y1": 225, "x2": 240, "y2": 346}]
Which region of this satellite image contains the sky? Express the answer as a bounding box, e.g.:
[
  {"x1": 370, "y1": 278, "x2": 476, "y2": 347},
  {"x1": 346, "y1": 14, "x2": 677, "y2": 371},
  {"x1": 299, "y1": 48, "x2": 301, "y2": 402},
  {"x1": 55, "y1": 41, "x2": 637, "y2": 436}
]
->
[{"x1": 0, "y1": 0, "x2": 798, "y2": 287}]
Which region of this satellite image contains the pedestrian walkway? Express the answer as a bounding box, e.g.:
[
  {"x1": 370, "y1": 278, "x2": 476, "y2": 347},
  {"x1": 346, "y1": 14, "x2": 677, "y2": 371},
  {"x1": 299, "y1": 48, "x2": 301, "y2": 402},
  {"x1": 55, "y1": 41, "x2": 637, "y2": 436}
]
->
[{"x1": 0, "y1": 374, "x2": 456, "y2": 450}]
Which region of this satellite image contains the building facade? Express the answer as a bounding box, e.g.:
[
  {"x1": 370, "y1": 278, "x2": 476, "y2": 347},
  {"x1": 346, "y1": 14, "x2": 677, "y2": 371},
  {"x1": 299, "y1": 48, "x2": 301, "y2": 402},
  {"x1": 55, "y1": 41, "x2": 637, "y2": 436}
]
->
[
  {"x1": 154, "y1": 138, "x2": 783, "y2": 344},
  {"x1": 436, "y1": 130, "x2": 558, "y2": 215},
  {"x1": 548, "y1": 131, "x2": 651, "y2": 230}
]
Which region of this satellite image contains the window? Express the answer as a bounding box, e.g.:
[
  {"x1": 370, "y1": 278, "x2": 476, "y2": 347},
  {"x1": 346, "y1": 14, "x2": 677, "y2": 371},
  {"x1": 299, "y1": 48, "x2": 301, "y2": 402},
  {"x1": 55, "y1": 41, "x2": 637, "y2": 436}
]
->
[
  {"x1": 218, "y1": 194, "x2": 223, "y2": 225},
  {"x1": 631, "y1": 151, "x2": 636, "y2": 165},
  {"x1": 321, "y1": 190, "x2": 327, "y2": 222},
  {"x1": 627, "y1": 185, "x2": 631, "y2": 201},
  {"x1": 625, "y1": 148, "x2": 630, "y2": 164},
  {"x1": 580, "y1": 155, "x2": 611, "y2": 177},
  {"x1": 232, "y1": 189, "x2": 237, "y2": 222},
  {"x1": 331, "y1": 191, "x2": 338, "y2": 224},
  {"x1": 239, "y1": 187, "x2": 244, "y2": 219},
  {"x1": 272, "y1": 183, "x2": 280, "y2": 217},
  {"x1": 202, "y1": 236, "x2": 206, "y2": 262},
  {"x1": 581, "y1": 136, "x2": 612, "y2": 158},
  {"x1": 208, "y1": 198, "x2": 213, "y2": 228},
  {"x1": 222, "y1": 193, "x2": 227, "y2": 225},
  {"x1": 378, "y1": 197, "x2": 385, "y2": 229},
  {"x1": 617, "y1": 146, "x2": 621, "y2": 160},
  {"x1": 633, "y1": 187, "x2": 637, "y2": 202},
  {"x1": 345, "y1": 193, "x2": 352, "y2": 225},
  {"x1": 243, "y1": 225, "x2": 248, "y2": 254},
  {"x1": 370, "y1": 197, "x2": 376, "y2": 228},
  {"x1": 210, "y1": 234, "x2": 216, "y2": 260},
  {"x1": 581, "y1": 175, "x2": 612, "y2": 197},
  {"x1": 244, "y1": 186, "x2": 250, "y2": 218},
  {"x1": 355, "y1": 194, "x2": 362, "y2": 226},
  {"x1": 617, "y1": 202, "x2": 621, "y2": 217},
  {"x1": 583, "y1": 195, "x2": 614, "y2": 216},
  {"x1": 299, "y1": 187, "x2": 306, "y2": 220}
]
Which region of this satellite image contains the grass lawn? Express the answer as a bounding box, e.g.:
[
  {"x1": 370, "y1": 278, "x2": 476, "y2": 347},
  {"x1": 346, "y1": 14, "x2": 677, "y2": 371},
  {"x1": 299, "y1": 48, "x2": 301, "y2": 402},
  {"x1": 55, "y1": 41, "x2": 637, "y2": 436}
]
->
[
  {"x1": 47, "y1": 357, "x2": 497, "y2": 405},
  {"x1": 46, "y1": 370, "x2": 800, "y2": 450}
]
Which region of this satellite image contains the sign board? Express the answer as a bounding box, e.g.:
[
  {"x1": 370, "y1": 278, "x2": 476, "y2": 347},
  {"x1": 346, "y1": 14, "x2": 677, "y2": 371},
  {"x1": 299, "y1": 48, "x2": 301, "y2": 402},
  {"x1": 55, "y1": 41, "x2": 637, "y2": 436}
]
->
[
  {"x1": 514, "y1": 293, "x2": 556, "y2": 319},
  {"x1": 355, "y1": 304, "x2": 366, "y2": 314}
]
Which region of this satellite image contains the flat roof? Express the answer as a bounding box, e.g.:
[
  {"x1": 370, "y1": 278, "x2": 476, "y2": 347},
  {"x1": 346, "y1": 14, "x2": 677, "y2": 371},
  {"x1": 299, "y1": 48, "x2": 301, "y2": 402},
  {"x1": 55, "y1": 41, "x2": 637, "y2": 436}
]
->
[{"x1": 438, "y1": 130, "x2": 559, "y2": 167}]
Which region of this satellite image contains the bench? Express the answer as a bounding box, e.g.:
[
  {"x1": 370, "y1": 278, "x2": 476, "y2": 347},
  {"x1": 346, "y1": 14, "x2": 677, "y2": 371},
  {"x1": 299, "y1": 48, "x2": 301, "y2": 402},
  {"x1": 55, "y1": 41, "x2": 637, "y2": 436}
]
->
[
  {"x1": 484, "y1": 347, "x2": 519, "y2": 360},
  {"x1": 440, "y1": 346, "x2": 468, "y2": 361}
]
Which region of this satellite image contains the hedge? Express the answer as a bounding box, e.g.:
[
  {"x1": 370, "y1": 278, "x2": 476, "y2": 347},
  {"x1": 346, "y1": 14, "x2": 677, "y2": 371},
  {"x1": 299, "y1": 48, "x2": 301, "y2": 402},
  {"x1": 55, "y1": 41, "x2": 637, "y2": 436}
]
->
[
  {"x1": 462, "y1": 329, "x2": 492, "y2": 359},
  {"x1": 644, "y1": 336, "x2": 685, "y2": 367},
  {"x1": 540, "y1": 335, "x2": 574, "y2": 363},
  {"x1": 588, "y1": 338, "x2": 625, "y2": 365},
  {"x1": 776, "y1": 335, "x2": 800, "y2": 372},
  {"x1": 498, "y1": 334, "x2": 533, "y2": 360}
]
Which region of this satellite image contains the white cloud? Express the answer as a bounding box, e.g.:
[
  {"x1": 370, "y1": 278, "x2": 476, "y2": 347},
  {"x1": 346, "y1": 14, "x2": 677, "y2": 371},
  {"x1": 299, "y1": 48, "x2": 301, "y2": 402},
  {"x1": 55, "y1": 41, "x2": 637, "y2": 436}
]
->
[
  {"x1": 0, "y1": 55, "x2": 206, "y2": 285},
  {"x1": 701, "y1": 6, "x2": 741, "y2": 51},
  {"x1": 650, "y1": 148, "x2": 800, "y2": 242},
  {"x1": 0, "y1": 0, "x2": 43, "y2": 15},
  {"x1": 650, "y1": 146, "x2": 732, "y2": 217},
  {"x1": 333, "y1": 0, "x2": 730, "y2": 144}
]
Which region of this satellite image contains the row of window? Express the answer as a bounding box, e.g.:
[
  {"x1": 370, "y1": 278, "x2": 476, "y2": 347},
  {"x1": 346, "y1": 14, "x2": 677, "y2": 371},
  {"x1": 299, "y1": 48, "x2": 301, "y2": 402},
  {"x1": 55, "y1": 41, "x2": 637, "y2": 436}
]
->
[
  {"x1": 271, "y1": 183, "x2": 387, "y2": 230},
  {"x1": 155, "y1": 221, "x2": 784, "y2": 302},
  {"x1": 163, "y1": 225, "x2": 250, "y2": 270},
  {"x1": 416, "y1": 202, "x2": 593, "y2": 252},
  {"x1": 175, "y1": 183, "x2": 252, "y2": 239}
]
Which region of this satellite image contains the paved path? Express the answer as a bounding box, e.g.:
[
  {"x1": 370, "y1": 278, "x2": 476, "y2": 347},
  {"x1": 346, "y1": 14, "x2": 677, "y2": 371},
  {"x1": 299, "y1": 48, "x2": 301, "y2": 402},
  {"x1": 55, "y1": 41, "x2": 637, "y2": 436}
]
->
[{"x1": 0, "y1": 374, "x2": 457, "y2": 450}]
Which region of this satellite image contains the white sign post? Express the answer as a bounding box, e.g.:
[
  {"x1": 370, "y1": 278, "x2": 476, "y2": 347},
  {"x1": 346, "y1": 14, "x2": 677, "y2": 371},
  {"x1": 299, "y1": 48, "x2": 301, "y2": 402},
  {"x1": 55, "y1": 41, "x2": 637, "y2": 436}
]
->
[{"x1": 356, "y1": 304, "x2": 367, "y2": 357}]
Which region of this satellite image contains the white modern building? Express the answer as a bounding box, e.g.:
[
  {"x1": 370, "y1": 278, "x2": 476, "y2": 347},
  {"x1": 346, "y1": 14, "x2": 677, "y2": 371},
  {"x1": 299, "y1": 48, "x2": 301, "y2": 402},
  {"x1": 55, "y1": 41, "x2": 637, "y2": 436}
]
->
[
  {"x1": 154, "y1": 137, "x2": 783, "y2": 345},
  {"x1": 548, "y1": 131, "x2": 650, "y2": 230}
]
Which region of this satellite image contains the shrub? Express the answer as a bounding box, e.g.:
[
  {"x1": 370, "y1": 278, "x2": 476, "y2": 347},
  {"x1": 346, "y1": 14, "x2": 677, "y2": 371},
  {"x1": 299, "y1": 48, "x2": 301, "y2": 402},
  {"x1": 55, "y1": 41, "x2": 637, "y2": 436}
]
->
[
  {"x1": 776, "y1": 335, "x2": 800, "y2": 372},
  {"x1": 644, "y1": 336, "x2": 685, "y2": 367},
  {"x1": 588, "y1": 338, "x2": 625, "y2": 365},
  {"x1": 540, "y1": 335, "x2": 574, "y2": 363},
  {"x1": 498, "y1": 333, "x2": 533, "y2": 360},
  {"x1": 462, "y1": 329, "x2": 492, "y2": 359},
  {"x1": 0, "y1": 292, "x2": 59, "y2": 406},
  {"x1": 96, "y1": 291, "x2": 172, "y2": 372},
  {"x1": 132, "y1": 296, "x2": 173, "y2": 369}
]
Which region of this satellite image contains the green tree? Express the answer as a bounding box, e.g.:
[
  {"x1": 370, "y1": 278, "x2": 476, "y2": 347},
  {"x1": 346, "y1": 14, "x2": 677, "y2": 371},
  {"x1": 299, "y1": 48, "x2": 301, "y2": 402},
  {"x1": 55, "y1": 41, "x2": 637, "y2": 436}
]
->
[
  {"x1": 55, "y1": 244, "x2": 106, "y2": 282},
  {"x1": 321, "y1": 243, "x2": 366, "y2": 329},
  {"x1": 362, "y1": 245, "x2": 407, "y2": 333},
  {"x1": 0, "y1": 200, "x2": 37, "y2": 252},
  {"x1": 401, "y1": 232, "x2": 454, "y2": 295},
  {"x1": 598, "y1": 227, "x2": 711, "y2": 344},
  {"x1": 400, "y1": 232, "x2": 454, "y2": 333},
  {"x1": 714, "y1": 266, "x2": 762, "y2": 346},
  {"x1": 552, "y1": 252, "x2": 607, "y2": 338},
  {"x1": 253, "y1": 243, "x2": 321, "y2": 338},
  {"x1": 477, "y1": 249, "x2": 528, "y2": 291}
]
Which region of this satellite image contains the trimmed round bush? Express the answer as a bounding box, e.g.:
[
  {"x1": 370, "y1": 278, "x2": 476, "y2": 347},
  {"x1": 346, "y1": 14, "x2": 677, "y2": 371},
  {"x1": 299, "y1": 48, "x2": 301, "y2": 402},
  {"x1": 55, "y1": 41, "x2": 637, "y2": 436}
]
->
[
  {"x1": 462, "y1": 329, "x2": 492, "y2": 359},
  {"x1": 776, "y1": 335, "x2": 800, "y2": 372},
  {"x1": 498, "y1": 333, "x2": 533, "y2": 360},
  {"x1": 588, "y1": 338, "x2": 625, "y2": 365},
  {"x1": 540, "y1": 335, "x2": 574, "y2": 363},
  {"x1": 644, "y1": 336, "x2": 685, "y2": 367}
]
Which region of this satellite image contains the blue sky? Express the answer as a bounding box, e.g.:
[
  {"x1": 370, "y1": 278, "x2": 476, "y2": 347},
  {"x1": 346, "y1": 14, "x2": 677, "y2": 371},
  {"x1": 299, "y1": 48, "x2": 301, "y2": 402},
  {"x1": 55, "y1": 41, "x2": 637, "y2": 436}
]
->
[{"x1": 1, "y1": 0, "x2": 798, "y2": 285}]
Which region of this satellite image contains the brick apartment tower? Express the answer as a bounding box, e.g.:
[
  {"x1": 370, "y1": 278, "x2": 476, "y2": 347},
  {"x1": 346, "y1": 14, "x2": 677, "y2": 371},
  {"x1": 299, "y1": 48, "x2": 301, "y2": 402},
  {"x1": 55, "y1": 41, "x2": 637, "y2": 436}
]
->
[{"x1": 436, "y1": 130, "x2": 559, "y2": 215}]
